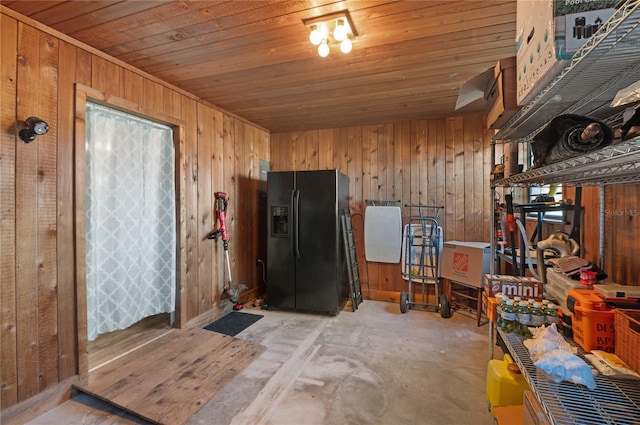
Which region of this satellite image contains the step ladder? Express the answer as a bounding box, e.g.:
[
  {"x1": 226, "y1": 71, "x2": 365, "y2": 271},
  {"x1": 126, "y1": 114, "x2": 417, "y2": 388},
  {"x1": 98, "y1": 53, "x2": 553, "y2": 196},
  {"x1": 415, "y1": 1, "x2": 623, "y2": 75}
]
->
[{"x1": 341, "y1": 211, "x2": 363, "y2": 311}]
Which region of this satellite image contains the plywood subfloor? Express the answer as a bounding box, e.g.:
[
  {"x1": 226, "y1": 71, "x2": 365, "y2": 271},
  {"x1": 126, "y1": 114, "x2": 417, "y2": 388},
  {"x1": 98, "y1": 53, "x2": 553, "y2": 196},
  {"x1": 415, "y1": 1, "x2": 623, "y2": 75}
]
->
[{"x1": 74, "y1": 328, "x2": 265, "y2": 425}]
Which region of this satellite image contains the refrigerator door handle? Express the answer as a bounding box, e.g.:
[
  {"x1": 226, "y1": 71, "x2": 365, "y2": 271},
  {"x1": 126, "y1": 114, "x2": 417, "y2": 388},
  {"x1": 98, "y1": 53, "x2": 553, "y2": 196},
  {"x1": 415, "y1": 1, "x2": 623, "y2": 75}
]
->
[{"x1": 293, "y1": 189, "x2": 301, "y2": 258}]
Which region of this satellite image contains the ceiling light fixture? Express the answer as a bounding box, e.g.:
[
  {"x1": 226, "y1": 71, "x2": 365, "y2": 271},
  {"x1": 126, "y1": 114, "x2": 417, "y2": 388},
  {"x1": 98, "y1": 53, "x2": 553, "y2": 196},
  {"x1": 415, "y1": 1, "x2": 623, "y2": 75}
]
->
[{"x1": 303, "y1": 11, "x2": 358, "y2": 58}]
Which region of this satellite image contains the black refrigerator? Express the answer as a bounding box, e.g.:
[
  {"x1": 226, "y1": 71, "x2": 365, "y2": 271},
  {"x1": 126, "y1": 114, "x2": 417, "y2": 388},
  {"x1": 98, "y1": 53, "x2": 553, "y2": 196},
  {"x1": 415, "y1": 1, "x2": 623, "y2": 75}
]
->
[{"x1": 267, "y1": 169, "x2": 350, "y2": 315}]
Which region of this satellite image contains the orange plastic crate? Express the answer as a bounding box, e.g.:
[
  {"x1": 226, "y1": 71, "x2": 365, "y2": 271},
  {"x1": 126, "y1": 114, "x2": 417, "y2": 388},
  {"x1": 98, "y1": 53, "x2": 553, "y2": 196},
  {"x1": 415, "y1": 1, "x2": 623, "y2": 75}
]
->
[
  {"x1": 572, "y1": 304, "x2": 615, "y2": 353},
  {"x1": 614, "y1": 309, "x2": 640, "y2": 374},
  {"x1": 567, "y1": 288, "x2": 608, "y2": 311}
]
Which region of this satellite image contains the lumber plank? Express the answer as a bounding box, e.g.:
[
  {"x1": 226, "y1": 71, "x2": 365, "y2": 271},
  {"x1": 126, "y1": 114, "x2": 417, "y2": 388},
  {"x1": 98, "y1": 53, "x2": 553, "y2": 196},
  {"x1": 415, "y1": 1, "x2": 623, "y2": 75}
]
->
[
  {"x1": 122, "y1": 69, "x2": 144, "y2": 105},
  {"x1": 128, "y1": 335, "x2": 249, "y2": 421},
  {"x1": 25, "y1": 391, "x2": 144, "y2": 425},
  {"x1": 211, "y1": 109, "x2": 224, "y2": 306},
  {"x1": 74, "y1": 88, "x2": 90, "y2": 380},
  {"x1": 471, "y1": 113, "x2": 486, "y2": 241},
  {"x1": 196, "y1": 104, "x2": 214, "y2": 315},
  {"x1": 427, "y1": 120, "x2": 438, "y2": 207},
  {"x1": 434, "y1": 119, "x2": 446, "y2": 226},
  {"x1": 15, "y1": 21, "x2": 42, "y2": 401},
  {"x1": 143, "y1": 79, "x2": 164, "y2": 112},
  {"x1": 378, "y1": 123, "x2": 389, "y2": 201},
  {"x1": 1, "y1": 14, "x2": 19, "y2": 408},
  {"x1": 399, "y1": 121, "x2": 411, "y2": 223},
  {"x1": 305, "y1": 129, "x2": 319, "y2": 171},
  {"x1": 157, "y1": 339, "x2": 262, "y2": 425},
  {"x1": 442, "y1": 117, "x2": 456, "y2": 241},
  {"x1": 234, "y1": 121, "x2": 249, "y2": 292},
  {"x1": 84, "y1": 331, "x2": 184, "y2": 389},
  {"x1": 64, "y1": 1, "x2": 171, "y2": 40},
  {"x1": 107, "y1": 331, "x2": 234, "y2": 408},
  {"x1": 362, "y1": 125, "x2": 377, "y2": 291},
  {"x1": 225, "y1": 118, "x2": 239, "y2": 296},
  {"x1": 481, "y1": 123, "x2": 493, "y2": 242},
  {"x1": 463, "y1": 114, "x2": 477, "y2": 239},
  {"x1": 76, "y1": 328, "x2": 264, "y2": 425},
  {"x1": 296, "y1": 129, "x2": 306, "y2": 171},
  {"x1": 90, "y1": 56, "x2": 122, "y2": 98},
  {"x1": 36, "y1": 28, "x2": 60, "y2": 393},
  {"x1": 182, "y1": 97, "x2": 199, "y2": 322},
  {"x1": 163, "y1": 87, "x2": 181, "y2": 119},
  {"x1": 384, "y1": 123, "x2": 394, "y2": 202},
  {"x1": 56, "y1": 39, "x2": 78, "y2": 382},
  {"x1": 88, "y1": 314, "x2": 172, "y2": 370}
]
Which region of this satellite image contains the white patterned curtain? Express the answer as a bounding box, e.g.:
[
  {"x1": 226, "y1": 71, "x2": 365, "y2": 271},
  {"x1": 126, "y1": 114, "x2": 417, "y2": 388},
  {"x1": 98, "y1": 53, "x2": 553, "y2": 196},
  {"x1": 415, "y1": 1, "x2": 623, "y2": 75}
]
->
[{"x1": 85, "y1": 102, "x2": 176, "y2": 342}]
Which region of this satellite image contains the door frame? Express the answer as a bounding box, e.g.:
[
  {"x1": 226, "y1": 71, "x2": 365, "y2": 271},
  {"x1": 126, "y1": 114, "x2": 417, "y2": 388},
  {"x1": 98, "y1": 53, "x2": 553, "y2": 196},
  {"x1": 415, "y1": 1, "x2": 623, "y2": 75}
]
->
[{"x1": 73, "y1": 84, "x2": 187, "y2": 378}]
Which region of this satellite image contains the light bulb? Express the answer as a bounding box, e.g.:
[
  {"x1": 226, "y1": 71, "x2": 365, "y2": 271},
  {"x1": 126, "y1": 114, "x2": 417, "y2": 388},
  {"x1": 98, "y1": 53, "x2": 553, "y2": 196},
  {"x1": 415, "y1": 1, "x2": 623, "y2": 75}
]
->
[
  {"x1": 309, "y1": 25, "x2": 323, "y2": 46},
  {"x1": 333, "y1": 19, "x2": 347, "y2": 41},
  {"x1": 319, "y1": 24, "x2": 329, "y2": 39},
  {"x1": 340, "y1": 38, "x2": 352, "y2": 54},
  {"x1": 318, "y1": 41, "x2": 330, "y2": 57}
]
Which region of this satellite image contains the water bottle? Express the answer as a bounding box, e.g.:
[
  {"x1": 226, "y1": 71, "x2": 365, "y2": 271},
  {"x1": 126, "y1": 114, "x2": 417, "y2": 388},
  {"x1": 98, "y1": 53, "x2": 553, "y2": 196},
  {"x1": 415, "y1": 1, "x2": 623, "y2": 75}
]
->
[
  {"x1": 531, "y1": 302, "x2": 546, "y2": 327},
  {"x1": 545, "y1": 303, "x2": 559, "y2": 327},
  {"x1": 501, "y1": 299, "x2": 518, "y2": 333},
  {"x1": 517, "y1": 301, "x2": 532, "y2": 335}
]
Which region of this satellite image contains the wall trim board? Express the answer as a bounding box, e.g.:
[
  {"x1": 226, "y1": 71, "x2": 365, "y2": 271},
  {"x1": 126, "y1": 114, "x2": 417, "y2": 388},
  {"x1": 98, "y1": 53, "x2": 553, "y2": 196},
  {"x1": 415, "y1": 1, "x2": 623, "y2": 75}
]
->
[
  {"x1": 73, "y1": 84, "x2": 188, "y2": 379},
  {"x1": 0, "y1": 5, "x2": 269, "y2": 134}
]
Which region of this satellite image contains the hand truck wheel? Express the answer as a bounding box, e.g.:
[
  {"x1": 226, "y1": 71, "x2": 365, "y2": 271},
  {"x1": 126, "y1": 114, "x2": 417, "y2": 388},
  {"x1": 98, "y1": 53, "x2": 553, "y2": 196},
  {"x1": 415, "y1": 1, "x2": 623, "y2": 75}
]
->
[
  {"x1": 400, "y1": 291, "x2": 409, "y2": 314},
  {"x1": 439, "y1": 294, "x2": 452, "y2": 318}
]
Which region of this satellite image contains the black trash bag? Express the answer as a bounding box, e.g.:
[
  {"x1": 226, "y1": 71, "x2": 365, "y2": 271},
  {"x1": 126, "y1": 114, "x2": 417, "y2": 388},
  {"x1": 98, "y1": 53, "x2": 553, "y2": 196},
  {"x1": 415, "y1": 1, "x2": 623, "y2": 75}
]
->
[{"x1": 531, "y1": 114, "x2": 613, "y2": 168}]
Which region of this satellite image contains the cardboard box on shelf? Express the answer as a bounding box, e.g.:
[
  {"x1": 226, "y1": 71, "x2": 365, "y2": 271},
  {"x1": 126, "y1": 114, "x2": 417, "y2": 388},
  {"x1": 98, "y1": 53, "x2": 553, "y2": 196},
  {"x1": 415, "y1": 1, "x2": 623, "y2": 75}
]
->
[
  {"x1": 485, "y1": 274, "x2": 544, "y2": 300},
  {"x1": 486, "y1": 57, "x2": 519, "y2": 129},
  {"x1": 516, "y1": 0, "x2": 617, "y2": 105},
  {"x1": 454, "y1": 56, "x2": 520, "y2": 129},
  {"x1": 441, "y1": 241, "x2": 491, "y2": 288}
]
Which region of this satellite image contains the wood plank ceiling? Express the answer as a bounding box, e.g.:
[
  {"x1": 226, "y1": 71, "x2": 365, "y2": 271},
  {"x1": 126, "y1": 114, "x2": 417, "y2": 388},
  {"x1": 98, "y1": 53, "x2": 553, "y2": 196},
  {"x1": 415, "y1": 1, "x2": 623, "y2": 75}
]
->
[{"x1": 2, "y1": 0, "x2": 517, "y2": 132}]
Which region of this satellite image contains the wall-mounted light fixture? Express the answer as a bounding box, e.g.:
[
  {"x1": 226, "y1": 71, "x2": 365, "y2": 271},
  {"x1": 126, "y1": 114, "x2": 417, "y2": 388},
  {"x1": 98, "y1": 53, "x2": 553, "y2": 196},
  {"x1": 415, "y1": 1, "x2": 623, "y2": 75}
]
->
[
  {"x1": 19, "y1": 116, "x2": 49, "y2": 143},
  {"x1": 303, "y1": 10, "x2": 358, "y2": 58}
]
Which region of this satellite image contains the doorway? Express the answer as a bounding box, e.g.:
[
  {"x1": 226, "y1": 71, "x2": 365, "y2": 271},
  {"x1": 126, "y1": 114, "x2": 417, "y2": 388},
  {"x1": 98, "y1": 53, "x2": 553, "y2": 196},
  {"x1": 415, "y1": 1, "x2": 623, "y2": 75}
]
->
[
  {"x1": 84, "y1": 101, "x2": 176, "y2": 344},
  {"x1": 74, "y1": 85, "x2": 186, "y2": 376}
]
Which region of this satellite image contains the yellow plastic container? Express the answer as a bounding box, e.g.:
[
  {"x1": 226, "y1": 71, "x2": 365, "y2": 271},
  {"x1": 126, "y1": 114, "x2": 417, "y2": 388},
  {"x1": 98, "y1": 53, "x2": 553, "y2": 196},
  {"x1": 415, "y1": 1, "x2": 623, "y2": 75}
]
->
[{"x1": 486, "y1": 354, "x2": 531, "y2": 416}]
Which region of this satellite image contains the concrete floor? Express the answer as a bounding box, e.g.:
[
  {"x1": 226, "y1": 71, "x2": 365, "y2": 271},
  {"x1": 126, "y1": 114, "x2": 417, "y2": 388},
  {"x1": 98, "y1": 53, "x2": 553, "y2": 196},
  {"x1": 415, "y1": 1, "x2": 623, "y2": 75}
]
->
[
  {"x1": 31, "y1": 300, "x2": 497, "y2": 425},
  {"x1": 199, "y1": 300, "x2": 495, "y2": 425}
]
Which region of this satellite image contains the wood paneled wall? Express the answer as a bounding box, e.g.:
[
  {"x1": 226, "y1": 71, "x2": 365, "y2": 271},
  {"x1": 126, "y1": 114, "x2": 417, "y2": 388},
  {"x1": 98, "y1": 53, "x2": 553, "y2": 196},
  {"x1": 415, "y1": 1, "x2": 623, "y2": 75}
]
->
[
  {"x1": 270, "y1": 115, "x2": 495, "y2": 301},
  {"x1": 1, "y1": 13, "x2": 268, "y2": 410},
  {"x1": 271, "y1": 123, "x2": 640, "y2": 300}
]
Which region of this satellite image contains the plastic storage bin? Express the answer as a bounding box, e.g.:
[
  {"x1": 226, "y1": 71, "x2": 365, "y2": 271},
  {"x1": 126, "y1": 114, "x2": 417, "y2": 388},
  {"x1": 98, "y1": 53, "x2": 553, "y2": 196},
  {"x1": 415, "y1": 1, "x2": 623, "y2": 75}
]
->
[
  {"x1": 567, "y1": 288, "x2": 608, "y2": 311},
  {"x1": 568, "y1": 288, "x2": 615, "y2": 352},
  {"x1": 572, "y1": 304, "x2": 615, "y2": 353},
  {"x1": 486, "y1": 354, "x2": 531, "y2": 416}
]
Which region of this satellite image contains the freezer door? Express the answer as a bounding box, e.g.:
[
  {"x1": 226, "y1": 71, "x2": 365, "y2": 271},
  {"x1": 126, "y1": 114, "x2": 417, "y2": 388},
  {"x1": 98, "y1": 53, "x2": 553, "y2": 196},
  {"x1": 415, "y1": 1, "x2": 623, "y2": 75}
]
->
[
  {"x1": 266, "y1": 171, "x2": 296, "y2": 310},
  {"x1": 295, "y1": 170, "x2": 341, "y2": 313}
]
